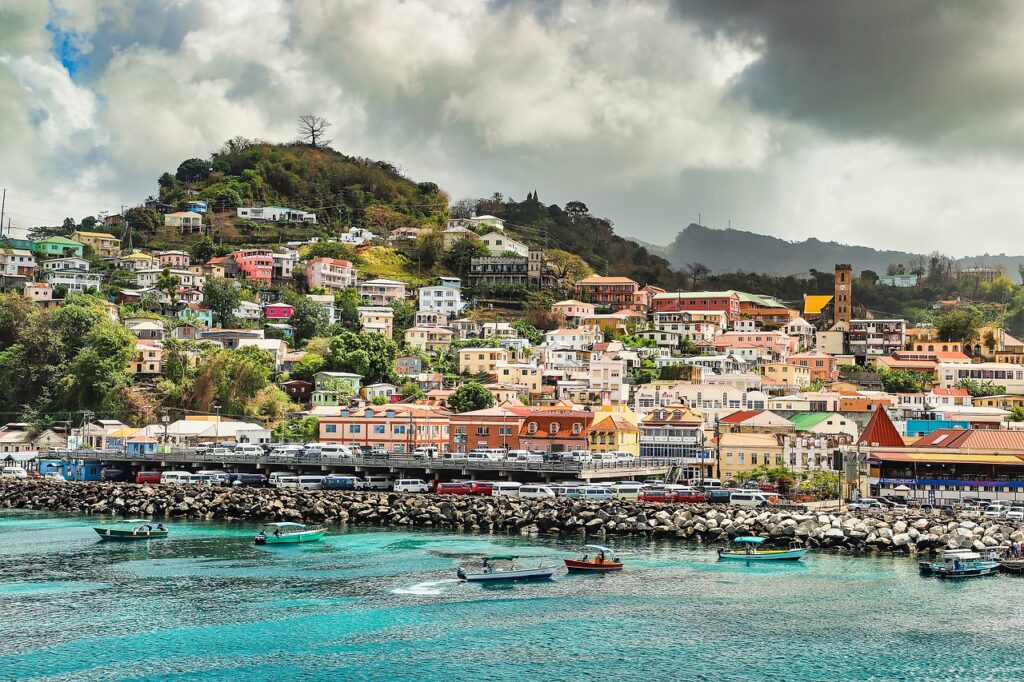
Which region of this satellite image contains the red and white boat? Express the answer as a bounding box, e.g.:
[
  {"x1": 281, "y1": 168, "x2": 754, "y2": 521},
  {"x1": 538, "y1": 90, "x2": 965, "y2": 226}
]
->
[{"x1": 564, "y1": 544, "x2": 623, "y2": 573}]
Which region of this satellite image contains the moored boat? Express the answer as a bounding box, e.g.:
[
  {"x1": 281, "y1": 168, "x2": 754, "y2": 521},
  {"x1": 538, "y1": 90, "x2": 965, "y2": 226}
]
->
[
  {"x1": 920, "y1": 547, "x2": 1007, "y2": 574},
  {"x1": 564, "y1": 544, "x2": 623, "y2": 573},
  {"x1": 456, "y1": 555, "x2": 558, "y2": 582},
  {"x1": 94, "y1": 519, "x2": 168, "y2": 541},
  {"x1": 254, "y1": 522, "x2": 326, "y2": 545},
  {"x1": 717, "y1": 537, "x2": 808, "y2": 562},
  {"x1": 997, "y1": 558, "x2": 1024, "y2": 574},
  {"x1": 923, "y1": 552, "x2": 999, "y2": 579}
]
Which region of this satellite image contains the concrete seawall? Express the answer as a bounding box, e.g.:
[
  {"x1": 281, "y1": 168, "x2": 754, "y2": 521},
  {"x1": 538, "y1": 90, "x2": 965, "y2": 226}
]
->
[{"x1": 3, "y1": 480, "x2": 1022, "y2": 554}]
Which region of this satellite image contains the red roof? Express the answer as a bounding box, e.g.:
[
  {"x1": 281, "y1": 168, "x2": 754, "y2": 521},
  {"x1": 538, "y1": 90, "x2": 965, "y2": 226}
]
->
[
  {"x1": 930, "y1": 388, "x2": 970, "y2": 397},
  {"x1": 857, "y1": 408, "x2": 905, "y2": 448},
  {"x1": 913, "y1": 429, "x2": 1024, "y2": 451},
  {"x1": 719, "y1": 410, "x2": 763, "y2": 424}
]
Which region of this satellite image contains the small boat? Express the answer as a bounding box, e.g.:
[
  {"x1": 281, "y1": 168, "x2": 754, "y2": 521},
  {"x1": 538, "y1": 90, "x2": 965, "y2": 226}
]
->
[
  {"x1": 456, "y1": 555, "x2": 558, "y2": 582},
  {"x1": 94, "y1": 519, "x2": 168, "y2": 541},
  {"x1": 923, "y1": 552, "x2": 999, "y2": 579},
  {"x1": 998, "y1": 558, "x2": 1024, "y2": 574},
  {"x1": 254, "y1": 522, "x2": 326, "y2": 545},
  {"x1": 920, "y1": 547, "x2": 1007, "y2": 574},
  {"x1": 564, "y1": 544, "x2": 623, "y2": 573},
  {"x1": 717, "y1": 536, "x2": 808, "y2": 562}
]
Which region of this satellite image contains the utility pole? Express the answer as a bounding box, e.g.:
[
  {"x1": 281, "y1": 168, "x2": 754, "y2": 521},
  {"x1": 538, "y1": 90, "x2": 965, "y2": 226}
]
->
[{"x1": 0, "y1": 189, "x2": 6, "y2": 236}]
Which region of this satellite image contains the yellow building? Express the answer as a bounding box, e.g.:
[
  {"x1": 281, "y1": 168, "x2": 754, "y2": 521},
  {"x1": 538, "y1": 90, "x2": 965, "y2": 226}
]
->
[
  {"x1": 760, "y1": 362, "x2": 811, "y2": 389},
  {"x1": 130, "y1": 340, "x2": 163, "y2": 375},
  {"x1": 718, "y1": 432, "x2": 784, "y2": 481},
  {"x1": 357, "y1": 306, "x2": 394, "y2": 338},
  {"x1": 403, "y1": 326, "x2": 453, "y2": 355},
  {"x1": 495, "y1": 360, "x2": 542, "y2": 394},
  {"x1": 589, "y1": 409, "x2": 640, "y2": 456},
  {"x1": 458, "y1": 347, "x2": 509, "y2": 375},
  {"x1": 70, "y1": 230, "x2": 120, "y2": 258}
]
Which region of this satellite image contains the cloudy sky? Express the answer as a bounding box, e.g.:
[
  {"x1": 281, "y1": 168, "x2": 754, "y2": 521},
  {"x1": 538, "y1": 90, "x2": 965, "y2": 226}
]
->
[{"x1": 2, "y1": 0, "x2": 1024, "y2": 254}]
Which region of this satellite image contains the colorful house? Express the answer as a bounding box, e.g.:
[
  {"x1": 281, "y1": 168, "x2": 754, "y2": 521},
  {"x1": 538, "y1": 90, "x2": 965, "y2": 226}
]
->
[
  {"x1": 31, "y1": 236, "x2": 84, "y2": 258},
  {"x1": 264, "y1": 303, "x2": 294, "y2": 320},
  {"x1": 518, "y1": 409, "x2": 594, "y2": 453},
  {"x1": 318, "y1": 404, "x2": 449, "y2": 454},
  {"x1": 70, "y1": 231, "x2": 120, "y2": 258},
  {"x1": 449, "y1": 405, "x2": 531, "y2": 453}
]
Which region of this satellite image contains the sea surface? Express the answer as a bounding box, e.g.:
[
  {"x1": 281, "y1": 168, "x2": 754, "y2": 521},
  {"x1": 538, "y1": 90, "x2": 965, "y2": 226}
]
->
[{"x1": 2, "y1": 510, "x2": 1023, "y2": 681}]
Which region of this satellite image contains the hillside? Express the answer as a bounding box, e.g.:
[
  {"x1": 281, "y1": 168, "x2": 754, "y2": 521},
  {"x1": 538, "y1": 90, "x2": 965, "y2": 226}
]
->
[{"x1": 659, "y1": 224, "x2": 1024, "y2": 279}]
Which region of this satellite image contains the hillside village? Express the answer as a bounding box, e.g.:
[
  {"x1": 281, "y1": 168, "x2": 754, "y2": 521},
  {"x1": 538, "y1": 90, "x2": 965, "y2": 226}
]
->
[{"x1": 3, "y1": 143, "x2": 1024, "y2": 502}]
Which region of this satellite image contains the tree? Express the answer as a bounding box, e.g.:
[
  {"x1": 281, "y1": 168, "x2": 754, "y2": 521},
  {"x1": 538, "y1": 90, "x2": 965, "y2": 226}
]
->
[
  {"x1": 565, "y1": 201, "x2": 589, "y2": 222},
  {"x1": 448, "y1": 381, "x2": 495, "y2": 413},
  {"x1": 80, "y1": 216, "x2": 98, "y2": 229},
  {"x1": 956, "y1": 378, "x2": 1002, "y2": 398},
  {"x1": 450, "y1": 198, "x2": 476, "y2": 219},
  {"x1": 938, "y1": 309, "x2": 980, "y2": 345},
  {"x1": 545, "y1": 249, "x2": 593, "y2": 282},
  {"x1": 203, "y1": 278, "x2": 241, "y2": 327},
  {"x1": 1010, "y1": 406, "x2": 1024, "y2": 422},
  {"x1": 878, "y1": 369, "x2": 929, "y2": 393},
  {"x1": 156, "y1": 267, "x2": 181, "y2": 310},
  {"x1": 400, "y1": 380, "x2": 424, "y2": 401},
  {"x1": 297, "y1": 114, "x2": 332, "y2": 149},
  {"x1": 190, "y1": 236, "x2": 216, "y2": 265},
  {"x1": 686, "y1": 262, "x2": 711, "y2": 289},
  {"x1": 335, "y1": 287, "x2": 363, "y2": 326},
  {"x1": 327, "y1": 331, "x2": 398, "y2": 384},
  {"x1": 363, "y1": 205, "x2": 405, "y2": 238},
  {"x1": 176, "y1": 158, "x2": 212, "y2": 183},
  {"x1": 414, "y1": 229, "x2": 444, "y2": 269},
  {"x1": 443, "y1": 237, "x2": 489, "y2": 279},
  {"x1": 69, "y1": 321, "x2": 135, "y2": 412},
  {"x1": 390, "y1": 299, "x2": 414, "y2": 339},
  {"x1": 289, "y1": 296, "x2": 329, "y2": 344},
  {"x1": 61, "y1": 217, "x2": 76, "y2": 234},
  {"x1": 123, "y1": 207, "x2": 162, "y2": 234},
  {"x1": 301, "y1": 241, "x2": 358, "y2": 262}
]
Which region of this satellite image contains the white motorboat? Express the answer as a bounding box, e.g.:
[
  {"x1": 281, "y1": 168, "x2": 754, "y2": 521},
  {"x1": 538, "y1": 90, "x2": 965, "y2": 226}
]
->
[{"x1": 456, "y1": 555, "x2": 558, "y2": 582}]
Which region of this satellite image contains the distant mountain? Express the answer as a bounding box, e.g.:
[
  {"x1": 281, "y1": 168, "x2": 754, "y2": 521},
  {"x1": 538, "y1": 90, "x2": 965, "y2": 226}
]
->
[{"x1": 653, "y1": 224, "x2": 1024, "y2": 278}]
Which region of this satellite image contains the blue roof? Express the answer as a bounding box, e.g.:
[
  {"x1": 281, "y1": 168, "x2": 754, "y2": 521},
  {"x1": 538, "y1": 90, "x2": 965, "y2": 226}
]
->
[{"x1": 733, "y1": 536, "x2": 766, "y2": 544}]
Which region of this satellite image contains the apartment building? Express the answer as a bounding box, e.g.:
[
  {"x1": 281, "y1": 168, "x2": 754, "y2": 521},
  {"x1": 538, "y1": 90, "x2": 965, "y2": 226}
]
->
[{"x1": 305, "y1": 257, "x2": 356, "y2": 291}]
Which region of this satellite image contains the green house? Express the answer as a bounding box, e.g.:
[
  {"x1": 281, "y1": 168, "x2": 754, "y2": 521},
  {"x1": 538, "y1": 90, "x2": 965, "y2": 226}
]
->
[
  {"x1": 312, "y1": 371, "x2": 363, "y2": 406},
  {"x1": 32, "y1": 236, "x2": 84, "y2": 258}
]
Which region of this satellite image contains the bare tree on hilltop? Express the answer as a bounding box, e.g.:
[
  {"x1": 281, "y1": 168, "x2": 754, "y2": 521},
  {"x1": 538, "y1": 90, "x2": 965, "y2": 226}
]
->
[{"x1": 297, "y1": 114, "x2": 332, "y2": 149}]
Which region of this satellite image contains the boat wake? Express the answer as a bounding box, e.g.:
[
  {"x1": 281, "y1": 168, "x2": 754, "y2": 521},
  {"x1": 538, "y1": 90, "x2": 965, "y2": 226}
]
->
[{"x1": 392, "y1": 578, "x2": 460, "y2": 595}]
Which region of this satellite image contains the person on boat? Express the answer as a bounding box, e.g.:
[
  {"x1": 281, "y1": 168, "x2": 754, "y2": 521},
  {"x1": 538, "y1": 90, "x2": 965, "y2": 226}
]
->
[
  {"x1": 156, "y1": 523, "x2": 165, "y2": 532},
  {"x1": 144, "y1": 524, "x2": 153, "y2": 531},
  {"x1": 581, "y1": 553, "x2": 589, "y2": 563},
  {"x1": 744, "y1": 544, "x2": 753, "y2": 555},
  {"x1": 597, "y1": 551, "x2": 606, "y2": 564},
  {"x1": 953, "y1": 559, "x2": 961, "y2": 571},
  {"x1": 273, "y1": 528, "x2": 282, "y2": 537}
]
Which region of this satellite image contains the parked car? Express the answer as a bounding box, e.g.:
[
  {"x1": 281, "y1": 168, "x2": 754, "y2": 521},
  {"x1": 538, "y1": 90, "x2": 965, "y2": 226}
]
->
[
  {"x1": 848, "y1": 498, "x2": 883, "y2": 512},
  {"x1": 468, "y1": 481, "x2": 494, "y2": 496},
  {"x1": 891, "y1": 503, "x2": 909, "y2": 514},
  {"x1": 916, "y1": 504, "x2": 935, "y2": 516},
  {"x1": 873, "y1": 496, "x2": 897, "y2": 508},
  {"x1": 730, "y1": 491, "x2": 776, "y2": 507},
  {"x1": 436, "y1": 482, "x2": 473, "y2": 495},
  {"x1": 1, "y1": 466, "x2": 28, "y2": 480},
  {"x1": 673, "y1": 488, "x2": 706, "y2": 504},
  {"x1": 961, "y1": 504, "x2": 983, "y2": 519},
  {"x1": 228, "y1": 473, "x2": 267, "y2": 487},
  {"x1": 705, "y1": 489, "x2": 733, "y2": 504},
  {"x1": 491, "y1": 482, "x2": 522, "y2": 497},
  {"x1": 638, "y1": 487, "x2": 674, "y2": 503},
  {"x1": 196, "y1": 470, "x2": 230, "y2": 486},
  {"x1": 412, "y1": 446, "x2": 440, "y2": 459},
  {"x1": 135, "y1": 470, "x2": 163, "y2": 484},
  {"x1": 1006, "y1": 506, "x2": 1024, "y2": 522},
  {"x1": 578, "y1": 486, "x2": 614, "y2": 500},
  {"x1": 320, "y1": 444, "x2": 355, "y2": 461},
  {"x1": 43, "y1": 471, "x2": 65, "y2": 481},
  {"x1": 393, "y1": 479, "x2": 429, "y2": 493},
  {"x1": 323, "y1": 475, "x2": 363, "y2": 491},
  {"x1": 363, "y1": 475, "x2": 393, "y2": 491},
  {"x1": 518, "y1": 485, "x2": 556, "y2": 499},
  {"x1": 984, "y1": 503, "x2": 1009, "y2": 519},
  {"x1": 101, "y1": 468, "x2": 130, "y2": 482}
]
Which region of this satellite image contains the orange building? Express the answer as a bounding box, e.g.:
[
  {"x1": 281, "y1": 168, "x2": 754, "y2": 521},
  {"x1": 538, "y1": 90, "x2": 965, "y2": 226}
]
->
[
  {"x1": 786, "y1": 350, "x2": 838, "y2": 382},
  {"x1": 319, "y1": 404, "x2": 450, "y2": 454},
  {"x1": 449, "y1": 405, "x2": 531, "y2": 453},
  {"x1": 518, "y1": 409, "x2": 593, "y2": 452},
  {"x1": 574, "y1": 276, "x2": 640, "y2": 310}
]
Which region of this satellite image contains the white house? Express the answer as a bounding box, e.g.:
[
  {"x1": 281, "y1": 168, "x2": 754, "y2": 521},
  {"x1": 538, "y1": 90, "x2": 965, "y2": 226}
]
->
[
  {"x1": 236, "y1": 206, "x2": 316, "y2": 223},
  {"x1": 44, "y1": 268, "x2": 102, "y2": 292},
  {"x1": 782, "y1": 317, "x2": 816, "y2": 351},
  {"x1": 340, "y1": 228, "x2": 374, "y2": 245},
  {"x1": 418, "y1": 284, "x2": 464, "y2": 314},
  {"x1": 479, "y1": 231, "x2": 528, "y2": 257},
  {"x1": 357, "y1": 279, "x2": 407, "y2": 305},
  {"x1": 544, "y1": 327, "x2": 603, "y2": 351},
  {"x1": 41, "y1": 256, "x2": 90, "y2": 272},
  {"x1": 588, "y1": 356, "x2": 628, "y2": 403},
  {"x1": 234, "y1": 301, "x2": 263, "y2": 321},
  {"x1": 134, "y1": 268, "x2": 206, "y2": 290}
]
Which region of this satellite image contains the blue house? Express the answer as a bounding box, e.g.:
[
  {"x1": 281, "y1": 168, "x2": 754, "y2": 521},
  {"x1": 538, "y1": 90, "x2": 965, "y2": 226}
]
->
[
  {"x1": 186, "y1": 200, "x2": 208, "y2": 214},
  {"x1": 126, "y1": 435, "x2": 158, "y2": 456}
]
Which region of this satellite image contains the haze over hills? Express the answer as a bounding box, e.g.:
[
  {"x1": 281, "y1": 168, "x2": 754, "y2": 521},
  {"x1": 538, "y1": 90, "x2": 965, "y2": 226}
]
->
[{"x1": 646, "y1": 224, "x2": 1024, "y2": 279}]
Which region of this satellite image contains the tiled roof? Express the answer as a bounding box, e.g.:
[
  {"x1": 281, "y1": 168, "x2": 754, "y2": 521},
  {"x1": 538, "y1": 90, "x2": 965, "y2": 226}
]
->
[
  {"x1": 577, "y1": 276, "x2": 638, "y2": 284},
  {"x1": 719, "y1": 410, "x2": 763, "y2": 424},
  {"x1": 857, "y1": 408, "x2": 905, "y2": 447}
]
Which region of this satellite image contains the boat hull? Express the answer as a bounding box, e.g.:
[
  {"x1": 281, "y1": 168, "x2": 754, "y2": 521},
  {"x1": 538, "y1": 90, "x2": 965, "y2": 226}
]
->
[
  {"x1": 94, "y1": 528, "x2": 167, "y2": 541},
  {"x1": 718, "y1": 548, "x2": 808, "y2": 561},
  {"x1": 255, "y1": 530, "x2": 326, "y2": 545},
  {"x1": 933, "y1": 565, "x2": 1000, "y2": 579},
  {"x1": 998, "y1": 559, "x2": 1024, "y2": 574},
  {"x1": 564, "y1": 559, "x2": 623, "y2": 572},
  {"x1": 457, "y1": 566, "x2": 557, "y2": 581}
]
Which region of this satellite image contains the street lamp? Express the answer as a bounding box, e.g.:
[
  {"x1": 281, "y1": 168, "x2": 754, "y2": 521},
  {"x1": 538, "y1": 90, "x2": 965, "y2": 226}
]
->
[{"x1": 214, "y1": 404, "x2": 221, "y2": 442}]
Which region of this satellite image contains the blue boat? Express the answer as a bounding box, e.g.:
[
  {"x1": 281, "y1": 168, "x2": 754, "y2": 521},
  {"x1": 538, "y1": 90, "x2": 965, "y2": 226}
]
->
[
  {"x1": 922, "y1": 552, "x2": 999, "y2": 579},
  {"x1": 718, "y1": 537, "x2": 808, "y2": 562}
]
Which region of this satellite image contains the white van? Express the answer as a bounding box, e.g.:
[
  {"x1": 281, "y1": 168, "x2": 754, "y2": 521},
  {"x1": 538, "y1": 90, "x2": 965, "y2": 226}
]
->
[
  {"x1": 466, "y1": 450, "x2": 504, "y2": 463},
  {"x1": 160, "y1": 471, "x2": 193, "y2": 485},
  {"x1": 579, "y1": 486, "x2": 614, "y2": 500},
  {"x1": 1, "y1": 466, "x2": 27, "y2": 480},
  {"x1": 729, "y1": 491, "x2": 774, "y2": 507},
  {"x1": 196, "y1": 470, "x2": 229, "y2": 486},
  {"x1": 491, "y1": 482, "x2": 522, "y2": 497},
  {"x1": 303, "y1": 443, "x2": 323, "y2": 455},
  {"x1": 513, "y1": 451, "x2": 544, "y2": 464},
  {"x1": 551, "y1": 485, "x2": 582, "y2": 498},
  {"x1": 363, "y1": 475, "x2": 393, "y2": 490},
  {"x1": 700, "y1": 478, "x2": 723, "y2": 489},
  {"x1": 394, "y1": 479, "x2": 429, "y2": 493},
  {"x1": 518, "y1": 485, "x2": 556, "y2": 499},
  {"x1": 268, "y1": 471, "x2": 298, "y2": 488},
  {"x1": 296, "y1": 475, "x2": 324, "y2": 490},
  {"x1": 412, "y1": 446, "x2": 439, "y2": 459},
  {"x1": 233, "y1": 444, "x2": 263, "y2": 458},
  {"x1": 320, "y1": 444, "x2": 354, "y2": 461},
  {"x1": 610, "y1": 483, "x2": 646, "y2": 500}
]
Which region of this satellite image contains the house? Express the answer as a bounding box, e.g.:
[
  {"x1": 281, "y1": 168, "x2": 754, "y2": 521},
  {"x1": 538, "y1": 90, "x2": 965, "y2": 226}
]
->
[
  {"x1": 31, "y1": 236, "x2": 83, "y2": 258},
  {"x1": 41, "y1": 256, "x2": 90, "y2": 272},
  {"x1": 544, "y1": 327, "x2": 603, "y2": 351},
  {"x1": 72, "y1": 419, "x2": 131, "y2": 450},
  {"x1": 481, "y1": 322, "x2": 518, "y2": 340},
  {"x1": 651, "y1": 291, "x2": 742, "y2": 321},
  {"x1": 272, "y1": 250, "x2": 298, "y2": 280},
  {"x1": 442, "y1": 225, "x2": 477, "y2": 250},
  {"x1": 495, "y1": 360, "x2": 543, "y2": 395},
  {"x1": 786, "y1": 350, "x2": 838, "y2": 383},
  {"x1": 639, "y1": 405, "x2": 710, "y2": 479},
  {"x1": 134, "y1": 268, "x2": 205, "y2": 291},
  {"x1": 357, "y1": 306, "x2": 394, "y2": 337},
  {"x1": 389, "y1": 226, "x2": 426, "y2": 242},
  {"x1": 396, "y1": 356, "x2": 423, "y2": 376},
  {"x1": 458, "y1": 348, "x2": 510, "y2": 375},
  {"x1": 357, "y1": 279, "x2": 407, "y2": 305},
  {"x1": 449, "y1": 317, "x2": 480, "y2": 339},
  {"x1": 588, "y1": 356, "x2": 628, "y2": 403},
  {"x1": 364, "y1": 383, "x2": 400, "y2": 402},
  {"x1": 736, "y1": 292, "x2": 799, "y2": 327},
  {"x1": 185, "y1": 200, "x2": 208, "y2": 214},
  {"x1": 264, "y1": 303, "x2": 294, "y2": 320},
  {"x1": 118, "y1": 252, "x2": 158, "y2": 272},
  {"x1": 312, "y1": 371, "x2": 364, "y2": 406},
  {"x1": 934, "y1": 362, "x2": 1024, "y2": 393},
  {"x1": 305, "y1": 257, "x2": 357, "y2": 291},
  {"x1": 0, "y1": 423, "x2": 64, "y2": 453},
  {"x1": 340, "y1": 227, "x2": 374, "y2": 245},
  {"x1": 574, "y1": 276, "x2": 640, "y2": 311},
  {"x1": 468, "y1": 215, "x2": 505, "y2": 231},
  {"x1": 24, "y1": 283, "x2": 58, "y2": 308},
  {"x1": 551, "y1": 299, "x2": 595, "y2": 324},
  {"x1": 70, "y1": 231, "x2": 120, "y2": 258},
  {"x1": 307, "y1": 294, "x2": 338, "y2": 325},
  {"x1": 469, "y1": 256, "x2": 529, "y2": 287},
  {"x1": 847, "y1": 319, "x2": 906, "y2": 358},
  {"x1": 319, "y1": 404, "x2": 450, "y2": 454},
  {"x1": 236, "y1": 337, "x2": 288, "y2": 372},
  {"x1": 125, "y1": 319, "x2": 165, "y2": 340},
  {"x1": 414, "y1": 310, "x2": 448, "y2": 328},
  {"x1": 229, "y1": 249, "x2": 274, "y2": 283},
  {"x1": 44, "y1": 268, "x2": 101, "y2": 292},
  {"x1": 878, "y1": 274, "x2": 918, "y2": 287},
  {"x1": 760, "y1": 363, "x2": 812, "y2": 391},
  {"x1": 418, "y1": 281, "x2": 465, "y2": 314},
  {"x1": 157, "y1": 250, "x2": 191, "y2": 269},
  {"x1": 281, "y1": 379, "x2": 313, "y2": 405},
  {"x1": 718, "y1": 432, "x2": 785, "y2": 480},
  {"x1": 234, "y1": 301, "x2": 262, "y2": 321},
  {"x1": 164, "y1": 211, "x2": 204, "y2": 234},
  {"x1": 788, "y1": 412, "x2": 859, "y2": 441},
  {"x1": 518, "y1": 409, "x2": 593, "y2": 453},
  {"x1": 479, "y1": 231, "x2": 528, "y2": 257},
  {"x1": 717, "y1": 410, "x2": 795, "y2": 435},
  {"x1": 589, "y1": 410, "x2": 640, "y2": 456},
  {"x1": 130, "y1": 340, "x2": 163, "y2": 375},
  {"x1": 404, "y1": 326, "x2": 454, "y2": 354},
  {"x1": 449, "y1": 405, "x2": 531, "y2": 453},
  {"x1": 782, "y1": 317, "x2": 816, "y2": 351},
  {"x1": 236, "y1": 206, "x2": 316, "y2": 223},
  {"x1": 197, "y1": 328, "x2": 265, "y2": 349},
  {"x1": 0, "y1": 248, "x2": 36, "y2": 280},
  {"x1": 135, "y1": 416, "x2": 271, "y2": 446}
]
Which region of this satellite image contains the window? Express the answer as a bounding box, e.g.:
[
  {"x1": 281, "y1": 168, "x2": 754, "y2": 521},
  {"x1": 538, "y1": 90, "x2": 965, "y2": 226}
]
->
[
  {"x1": 572, "y1": 423, "x2": 582, "y2": 434},
  {"x1": 550, "y1": 423, "x2": 560, "y2": 435},
  {"x1": 373, "y1": 425, "x2": 385, "y2": 434},
  {"x1": 476, "y1": 427, "x2": 490, "y2": 436},
  {"x1": 528, "y1": 422, "x2": 538, "y2": 434},
  {"x1": 349, "y1": 425, "x2": 361, "y2": 434},
  {"x1": 325, "y1": 424, "x2": 337, "y2": 433}
]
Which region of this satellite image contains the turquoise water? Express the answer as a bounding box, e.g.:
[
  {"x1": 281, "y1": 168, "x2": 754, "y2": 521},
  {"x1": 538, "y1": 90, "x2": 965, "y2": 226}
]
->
[{"x1": 2, "y1": 511, "x2": 1023, "y2": 681}]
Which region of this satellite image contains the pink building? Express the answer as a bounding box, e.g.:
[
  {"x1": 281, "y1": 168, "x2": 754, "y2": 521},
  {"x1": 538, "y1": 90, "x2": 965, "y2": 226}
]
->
[
  {"x1": 264, "y1": 303, "x2": 294, "y2": 320},
  {"x1": 714, "y1": 330, "x2": 797, "y2": 361},
  {"x1": 305, "y1": 257, "x2": 357, "y2": 291},
  {"x1": 786, "y1": 350, "x2": 838, "y2": 383},
  {"x1": 552, "y1": 299, "x2": 595, "y2": 322},
  {"x1": 651, "y1": 291, "x2": 742, "y2": 321},
  {"x1": 230, "y1": 249, "x2": 273, "y2": 283},
  {"x1": 158, "y1": 250, "x2": 191, "y2": 269}
]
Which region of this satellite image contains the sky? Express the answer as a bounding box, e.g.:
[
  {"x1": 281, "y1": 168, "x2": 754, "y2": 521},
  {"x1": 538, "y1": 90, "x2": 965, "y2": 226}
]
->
[{"x1": 2, "y1": 0, "x2": 1024, "y2": 254}]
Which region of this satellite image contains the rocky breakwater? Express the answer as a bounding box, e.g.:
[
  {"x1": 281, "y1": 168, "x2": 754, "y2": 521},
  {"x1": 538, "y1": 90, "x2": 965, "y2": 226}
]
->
[{"x1": 4, "y1": 480, "x2": 1024, "y2": 554}]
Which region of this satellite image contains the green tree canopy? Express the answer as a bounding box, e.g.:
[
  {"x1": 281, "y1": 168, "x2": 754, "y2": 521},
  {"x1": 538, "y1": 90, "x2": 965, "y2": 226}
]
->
[
  {"x1": 448, "y1": 381, "x2": 495, "y2": 413},
  {"x1": 203, "y1": 278, "x2": 241, "y2": 326}
]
